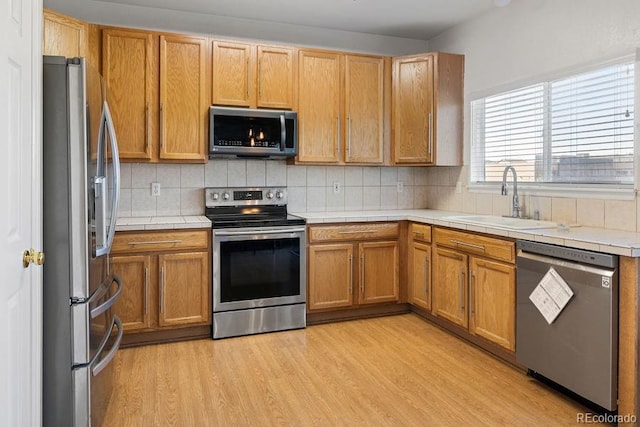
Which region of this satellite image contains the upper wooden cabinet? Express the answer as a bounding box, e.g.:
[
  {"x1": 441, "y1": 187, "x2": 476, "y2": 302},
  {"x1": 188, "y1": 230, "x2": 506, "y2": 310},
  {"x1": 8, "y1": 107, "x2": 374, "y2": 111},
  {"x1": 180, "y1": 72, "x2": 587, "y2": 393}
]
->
[
  {"x1": 297, "y1": 50, "x2": 342, "y2": 163},
  {"x1": 43, "y1": 9, "x2": 87, "y2": 58},
  {"x1": 392, "y1": 52, "x2": 464, "y2": 166},
  {"x1": 102, "y1": 28, "x2": 156, "y2": 160},
  {"x1": 102, "y1": 28, "x2": 209, "y2": 162},
  {"x1": 159, "y1": 35, "x2": 209, "y2": 161},
  {"x1": 212, "y1": 41, "x2": 295, "y2": 109},
  {"x1": 297, "y1": 49, "x2": 388, "y2": 165},
  {"x1": 344, "y1": 55, "x2": 385, "y2": 164}
]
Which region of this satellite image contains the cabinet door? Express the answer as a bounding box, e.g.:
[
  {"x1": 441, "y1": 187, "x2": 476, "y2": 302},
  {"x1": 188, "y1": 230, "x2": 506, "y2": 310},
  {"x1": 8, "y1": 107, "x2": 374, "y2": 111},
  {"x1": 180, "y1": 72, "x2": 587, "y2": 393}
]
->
[
  {"x1": 257, "y1": 45, "x2": 295, "y2": 109},
  {"x1": 158, "y1": 252, "x2": 210, "y2": 327},
  {"x1": 110, "y1": 255, "x2": 152, "y2": 332},
  {"x1": 432, "y1": 247, "x2": 468, "y2": 327},
  {"x1": 393, "y1": 55, "x2": 434, "y2": 164},
  {"x1": 212, "y1": 41, "x2": 254, "y2": 107},
  {"x1": 159, "y1": 35, "x2": 208, "y2": 161},
  {"x1": 308, "y1": 244, "x2": 354, "y2": 310},
  {"x1": 469, "y1": 257, "x2": 516, "y2": 351},
  {"x1": 102, "y1": 28, "x2": 155, "y2": 160},
  {"x1": 43, "y1": 9, "x2": 87, "y2": 58},
  {"x1": 410, "y1": 242, "x2": 431, "y2": 311},
  {"x1": 297, "y1": 50, "x2": 341, "y2": 163},
  {"x1": 359, "y1": 241, "x2": 399, "y2": 305},
  {"x1": 344, "y1": 55, "x2": 384, "y2": 164}
]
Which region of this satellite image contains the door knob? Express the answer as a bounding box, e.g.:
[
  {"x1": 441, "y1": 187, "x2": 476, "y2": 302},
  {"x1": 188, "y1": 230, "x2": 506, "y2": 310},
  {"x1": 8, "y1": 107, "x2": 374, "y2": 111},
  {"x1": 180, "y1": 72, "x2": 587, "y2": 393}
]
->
[{"x1": 23, "y1": 248, "x2": 45, "y2": 268}]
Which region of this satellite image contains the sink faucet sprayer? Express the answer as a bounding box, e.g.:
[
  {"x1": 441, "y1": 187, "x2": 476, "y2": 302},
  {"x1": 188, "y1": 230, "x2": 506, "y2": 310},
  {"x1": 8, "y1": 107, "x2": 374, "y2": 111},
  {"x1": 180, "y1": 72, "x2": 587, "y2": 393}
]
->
[{"x1": 501, "y1": 166, "x2": 520, "y2": 218}]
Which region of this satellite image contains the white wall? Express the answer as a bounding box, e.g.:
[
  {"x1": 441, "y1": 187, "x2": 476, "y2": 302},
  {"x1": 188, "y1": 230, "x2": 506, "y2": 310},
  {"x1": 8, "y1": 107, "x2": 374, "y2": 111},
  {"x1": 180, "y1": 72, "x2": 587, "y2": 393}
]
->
[
  {"x1": 119, "y1": 162, "x2": 430, "y2": 217},
  {"x1": 425, "y1": 0, "x2": 640, "y2": 231},
  {"x1": 43, "y1": 0, "x2": 428, "y2": 55}
]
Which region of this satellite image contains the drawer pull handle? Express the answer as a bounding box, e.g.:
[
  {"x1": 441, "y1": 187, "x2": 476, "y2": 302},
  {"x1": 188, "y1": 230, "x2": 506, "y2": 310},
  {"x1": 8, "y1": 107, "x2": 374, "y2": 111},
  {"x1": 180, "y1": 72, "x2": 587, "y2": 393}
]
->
[
  {"x1": 451, "y1": 239, "x2": 485, "y2": 252},
  {"x1": 128, "y1": 240, "x2": 183, "y2": 245},
  {"x1": 338, "y1": 230, "x2": 379, "y2": 235}
]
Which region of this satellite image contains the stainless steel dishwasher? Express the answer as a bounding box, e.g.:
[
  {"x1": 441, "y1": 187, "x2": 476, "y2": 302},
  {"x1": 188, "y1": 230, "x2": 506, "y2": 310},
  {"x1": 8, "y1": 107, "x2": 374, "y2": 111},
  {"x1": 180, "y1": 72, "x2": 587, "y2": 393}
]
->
[{"x1": 516, "y1": 240, "x2": 618, "y2": 411}]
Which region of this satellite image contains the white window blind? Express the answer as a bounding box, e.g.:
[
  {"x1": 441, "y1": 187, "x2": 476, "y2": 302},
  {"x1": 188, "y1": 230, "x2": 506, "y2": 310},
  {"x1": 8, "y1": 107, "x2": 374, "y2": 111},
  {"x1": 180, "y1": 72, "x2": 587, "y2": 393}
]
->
[{"x1": 471, "y1": 61, "x2": 635, "y2": 186}]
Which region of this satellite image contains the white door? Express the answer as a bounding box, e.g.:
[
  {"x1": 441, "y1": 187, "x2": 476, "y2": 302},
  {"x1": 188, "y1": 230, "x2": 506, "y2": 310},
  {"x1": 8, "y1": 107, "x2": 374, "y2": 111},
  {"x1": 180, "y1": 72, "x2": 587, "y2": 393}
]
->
[{"x1": 0, "y1": 0, "x2": 43, "y2": 425}]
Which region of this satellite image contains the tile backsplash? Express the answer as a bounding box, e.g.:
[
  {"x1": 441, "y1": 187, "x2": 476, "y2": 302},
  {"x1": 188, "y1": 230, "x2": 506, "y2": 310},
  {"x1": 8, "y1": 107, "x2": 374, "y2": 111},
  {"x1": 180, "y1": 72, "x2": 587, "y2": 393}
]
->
[
  {"x1": 119, "y1": 160, "x2": 431, "y2": 217},
  {"x1": 120, "y1": 161, "x2": 640, "y2": 233}
]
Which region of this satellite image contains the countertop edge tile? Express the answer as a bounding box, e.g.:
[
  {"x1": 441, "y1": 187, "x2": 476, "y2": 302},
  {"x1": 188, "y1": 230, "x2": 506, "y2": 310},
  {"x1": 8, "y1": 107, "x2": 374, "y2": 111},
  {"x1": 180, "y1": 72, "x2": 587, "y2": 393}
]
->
[{"x1": 116, "y1": 215, "x2": 211, "y2": 231}]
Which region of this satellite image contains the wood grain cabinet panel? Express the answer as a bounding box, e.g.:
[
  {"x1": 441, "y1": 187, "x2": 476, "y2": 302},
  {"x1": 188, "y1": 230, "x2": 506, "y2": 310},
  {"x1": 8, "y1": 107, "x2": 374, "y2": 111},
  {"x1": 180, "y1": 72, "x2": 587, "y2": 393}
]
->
[
  {"x1": 257, "y1": 45, "x2": 295, "y2": 109},
  {"x1": 159, "y1": 252, "x2": 210, "y2": 327},
  {"x1": 344, "y1": 55, "x2": 384, "y2": 163},
  {"x1": 110, "y1": 230, "x2": 211, "y2": 339},
  {"x1": 212, "y1": 41, "x2": 254, "y2": 107},
  {"x1": 307, "y1": 223, "x2": 399, "y2": 313},
  {"x1": 297, "y1": 50, "x2": 387, "y2": 165},
  {"x1": 43, "y1": 9, "x2": 87, "y2": 58},
  {"x1": 432, "y1": 246, "x2": 468, "y2": 328},
  {"x1": 469, "y1": 257, "x2": 516, "y2": 351},
  {"x1": 432, "y1": 227, "x2": 516, "y2": 351},
  {"x1": 409, "y1": 241, "x2": 431, "y2": 312},
  {"x1": 393, "y1": 55, "x2": 433, "y2": 164},
  {"x1": 160, "y1": 35, "x2": 208, "y2": 161},
  {"x1": 392, "y1": 52, "x2": 464, "y2": 166},
  {"x1": 297, "y1": 50, "x2": 342, "y2": 163},
  {"x1": 308, "y1": 244, "x2": 354, "y2": 310},
  {"x1": 359, "y1": 241, "x2": 399, "y2": 304},
  {"x1": 102, "y1": 28, "x2": 155, "y2": 160},
  {"x1": 111, "y1": 255, "x2": 152, "y2": 332}
]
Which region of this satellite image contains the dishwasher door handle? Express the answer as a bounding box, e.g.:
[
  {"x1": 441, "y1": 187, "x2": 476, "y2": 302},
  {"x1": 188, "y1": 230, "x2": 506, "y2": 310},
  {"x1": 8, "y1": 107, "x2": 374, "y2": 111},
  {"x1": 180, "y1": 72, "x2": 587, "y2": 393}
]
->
[{"x1": 517, "y1": 250, "x2": 616, "y2": 277}]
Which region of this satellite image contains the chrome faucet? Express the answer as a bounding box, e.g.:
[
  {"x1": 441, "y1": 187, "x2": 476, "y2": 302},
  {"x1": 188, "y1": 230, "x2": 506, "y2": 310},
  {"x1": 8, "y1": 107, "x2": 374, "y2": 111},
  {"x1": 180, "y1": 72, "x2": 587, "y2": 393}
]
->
[{"x1": 501, "y1": 166, "x2": 520, "y2": 218}]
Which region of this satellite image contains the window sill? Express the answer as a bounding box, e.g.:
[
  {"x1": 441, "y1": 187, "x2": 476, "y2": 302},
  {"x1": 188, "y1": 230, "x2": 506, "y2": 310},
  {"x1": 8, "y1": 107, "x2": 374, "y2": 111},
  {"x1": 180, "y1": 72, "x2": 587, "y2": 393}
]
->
[{"x1": 468, "y1": 183, "x2": 636, "y2": 201}]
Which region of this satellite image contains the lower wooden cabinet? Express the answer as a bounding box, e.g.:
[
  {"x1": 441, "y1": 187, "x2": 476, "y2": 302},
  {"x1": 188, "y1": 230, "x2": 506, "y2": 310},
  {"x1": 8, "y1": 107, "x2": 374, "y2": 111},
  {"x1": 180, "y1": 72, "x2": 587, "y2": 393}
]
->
[
  {"x1": 408, "y1": 223, "x2": 432, "y2": 312},
  {"x1": 158, "y1": 252, "x2": 209, "y2": 327},
  {"x1": 110, "y1": 230, "x2": 211, "y2": 337},
  {"x1": 432, "y1": 227, "x2": 516, "y2": 351},
  {"x1": 307, "y1": 223, "x2": 399, "y2": 312},
  {"x1": 110, "y1": 255, "x2": 152, "y2": 332},
  {"x1": 468, "y1": 257, "x2": 516, "y2": 350},
  {"x1": 308, "y1": 243, "x2": 354, "y2": 310}
]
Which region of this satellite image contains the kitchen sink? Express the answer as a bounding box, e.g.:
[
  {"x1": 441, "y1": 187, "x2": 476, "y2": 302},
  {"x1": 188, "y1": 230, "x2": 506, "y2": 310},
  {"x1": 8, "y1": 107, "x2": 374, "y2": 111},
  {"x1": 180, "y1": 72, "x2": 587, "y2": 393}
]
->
[{"x1": 444, "y1": 214, "x2": 559, "y2": 230}]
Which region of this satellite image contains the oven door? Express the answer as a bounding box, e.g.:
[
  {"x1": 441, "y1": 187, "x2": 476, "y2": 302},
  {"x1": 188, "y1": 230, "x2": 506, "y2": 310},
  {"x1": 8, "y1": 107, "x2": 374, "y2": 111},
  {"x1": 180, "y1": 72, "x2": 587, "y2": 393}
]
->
[{"x1": 213, "y1": 226, "x2": 306, "y2": 312}]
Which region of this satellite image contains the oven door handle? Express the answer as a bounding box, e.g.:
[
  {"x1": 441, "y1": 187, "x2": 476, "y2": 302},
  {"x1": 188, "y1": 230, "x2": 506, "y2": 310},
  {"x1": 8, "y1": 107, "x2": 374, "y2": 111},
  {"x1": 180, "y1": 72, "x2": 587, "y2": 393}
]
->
[{"x1": 214, "y1": 227, "x2": 306, "y2": 236}]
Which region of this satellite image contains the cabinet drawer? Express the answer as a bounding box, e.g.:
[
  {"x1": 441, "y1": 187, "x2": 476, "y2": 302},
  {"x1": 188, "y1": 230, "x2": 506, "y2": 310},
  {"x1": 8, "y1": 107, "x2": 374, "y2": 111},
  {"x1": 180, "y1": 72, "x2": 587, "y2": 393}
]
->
[
  {"x1": 410, "y1": 223, "x2": 431, "y2": 243},
  {"x1": 309, "y1": 222, "x2": 399, "y2": 243},
  {"x1": 112, "y1": 230, "x2": 209, "y2": 254},
  {"x1": 434, "y1": 228, "x2": 514, "y2": 264}
]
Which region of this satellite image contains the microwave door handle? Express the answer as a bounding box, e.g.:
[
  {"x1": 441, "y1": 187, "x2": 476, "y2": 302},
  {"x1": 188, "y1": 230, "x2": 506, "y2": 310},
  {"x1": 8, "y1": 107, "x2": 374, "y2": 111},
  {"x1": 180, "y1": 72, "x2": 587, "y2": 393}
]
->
[
  {"x1": 280, "y1": 114, "x2": 286, "y2": 152},
  {"x1": 96, "y1": 101, "x2": 120, "y2": 257}
]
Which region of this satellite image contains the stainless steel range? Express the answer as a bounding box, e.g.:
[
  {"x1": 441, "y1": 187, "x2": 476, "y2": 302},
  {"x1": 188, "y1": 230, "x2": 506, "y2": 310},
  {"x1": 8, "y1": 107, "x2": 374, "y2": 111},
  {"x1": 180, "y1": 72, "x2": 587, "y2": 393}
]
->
[{"x1": 205, "y1": 187, "x2": 307, "y2": 339}]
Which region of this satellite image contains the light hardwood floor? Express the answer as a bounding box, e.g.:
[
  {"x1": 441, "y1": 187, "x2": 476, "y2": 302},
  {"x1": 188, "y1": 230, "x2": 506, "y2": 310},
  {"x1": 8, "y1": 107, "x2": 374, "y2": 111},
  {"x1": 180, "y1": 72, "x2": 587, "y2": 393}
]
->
[{"x1": 103, "y1": 314, "x2": 601, "y2": 426}]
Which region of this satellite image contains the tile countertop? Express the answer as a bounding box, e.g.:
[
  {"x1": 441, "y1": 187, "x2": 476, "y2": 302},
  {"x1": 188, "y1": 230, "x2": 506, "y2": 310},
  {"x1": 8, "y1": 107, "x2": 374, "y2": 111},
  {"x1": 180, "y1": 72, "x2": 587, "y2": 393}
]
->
[
  {"x1": 291, "y1": 209, "x2": 640, "y2": 258},
  {"x1": 116, "y1": 215, "x2": 211, "y2": 232}
]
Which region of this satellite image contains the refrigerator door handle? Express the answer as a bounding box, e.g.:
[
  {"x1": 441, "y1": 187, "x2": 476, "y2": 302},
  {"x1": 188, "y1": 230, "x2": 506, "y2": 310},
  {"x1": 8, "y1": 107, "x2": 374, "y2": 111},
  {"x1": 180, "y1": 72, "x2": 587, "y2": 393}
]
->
[
  {"x1": 90, "y1": 274, "x2": 123, "y2": 319},
  {"x1": 90, "y1": 315, "x2": 123, "y2": 377},
  {"x1": 94, "y1": 105, "x2": 107, "y2": 256},
  {"x1": 95, "y1": 101, "x2": 120, "y2": 257}
]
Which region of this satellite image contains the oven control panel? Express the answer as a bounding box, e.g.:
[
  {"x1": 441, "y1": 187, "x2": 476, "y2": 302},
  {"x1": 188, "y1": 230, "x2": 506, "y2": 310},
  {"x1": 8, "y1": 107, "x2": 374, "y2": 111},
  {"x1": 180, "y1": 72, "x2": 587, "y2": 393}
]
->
[{"x1": 205, "y1": 187, "x2": 288, "y2": 207}]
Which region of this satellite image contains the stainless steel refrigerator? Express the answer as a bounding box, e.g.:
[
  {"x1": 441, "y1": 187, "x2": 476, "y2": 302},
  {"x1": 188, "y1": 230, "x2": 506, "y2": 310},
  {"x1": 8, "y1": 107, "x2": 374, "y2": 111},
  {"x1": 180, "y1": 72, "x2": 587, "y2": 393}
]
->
[{"x1": 43, "y1": 56, "x2": 123, "y2": 426}]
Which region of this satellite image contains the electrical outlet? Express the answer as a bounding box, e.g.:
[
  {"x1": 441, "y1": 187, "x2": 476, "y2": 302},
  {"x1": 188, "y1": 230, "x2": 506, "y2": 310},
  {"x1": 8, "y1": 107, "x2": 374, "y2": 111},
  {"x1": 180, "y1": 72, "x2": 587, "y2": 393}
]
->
[
  {"x1": 455, "y1": 182, "x2": 462, "y2": 194},
  {"x1": 151, "y1": 182, "x2": 161, "y2": 197},
  {"x1": 396, "y1": 181, "x2": 404, "y2": 193},
  {"x1": 333, "y1": 181, "x2": 341, "y2": 194}
]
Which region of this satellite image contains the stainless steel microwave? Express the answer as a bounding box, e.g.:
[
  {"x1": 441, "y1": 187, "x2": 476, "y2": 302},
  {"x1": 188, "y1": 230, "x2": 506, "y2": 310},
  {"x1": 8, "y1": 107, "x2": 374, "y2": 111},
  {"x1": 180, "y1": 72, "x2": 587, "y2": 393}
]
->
[{"x1": 209, "y1": 106, "x2": 297, "y2": 159}]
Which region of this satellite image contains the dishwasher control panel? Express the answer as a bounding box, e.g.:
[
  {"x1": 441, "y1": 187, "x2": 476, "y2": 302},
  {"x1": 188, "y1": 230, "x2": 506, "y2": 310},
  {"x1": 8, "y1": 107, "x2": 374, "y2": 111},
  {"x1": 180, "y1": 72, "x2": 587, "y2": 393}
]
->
[{"x1": 517, "y1": 240, "x2": 617, "y2": 269}]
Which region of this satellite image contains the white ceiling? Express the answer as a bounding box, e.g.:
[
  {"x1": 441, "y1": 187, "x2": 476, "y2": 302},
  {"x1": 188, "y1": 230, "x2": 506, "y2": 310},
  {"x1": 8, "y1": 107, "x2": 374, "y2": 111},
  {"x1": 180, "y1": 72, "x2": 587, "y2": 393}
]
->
[{"x1": 95, "y1": 0, "x2": 507, "y2": 40}]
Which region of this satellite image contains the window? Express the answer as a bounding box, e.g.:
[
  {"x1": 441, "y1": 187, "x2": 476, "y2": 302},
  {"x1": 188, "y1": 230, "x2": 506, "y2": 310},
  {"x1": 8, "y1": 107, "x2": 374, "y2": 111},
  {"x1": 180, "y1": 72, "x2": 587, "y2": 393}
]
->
[{"x1": 471, "y1": 61, "x2": 635, "y2": 186}]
